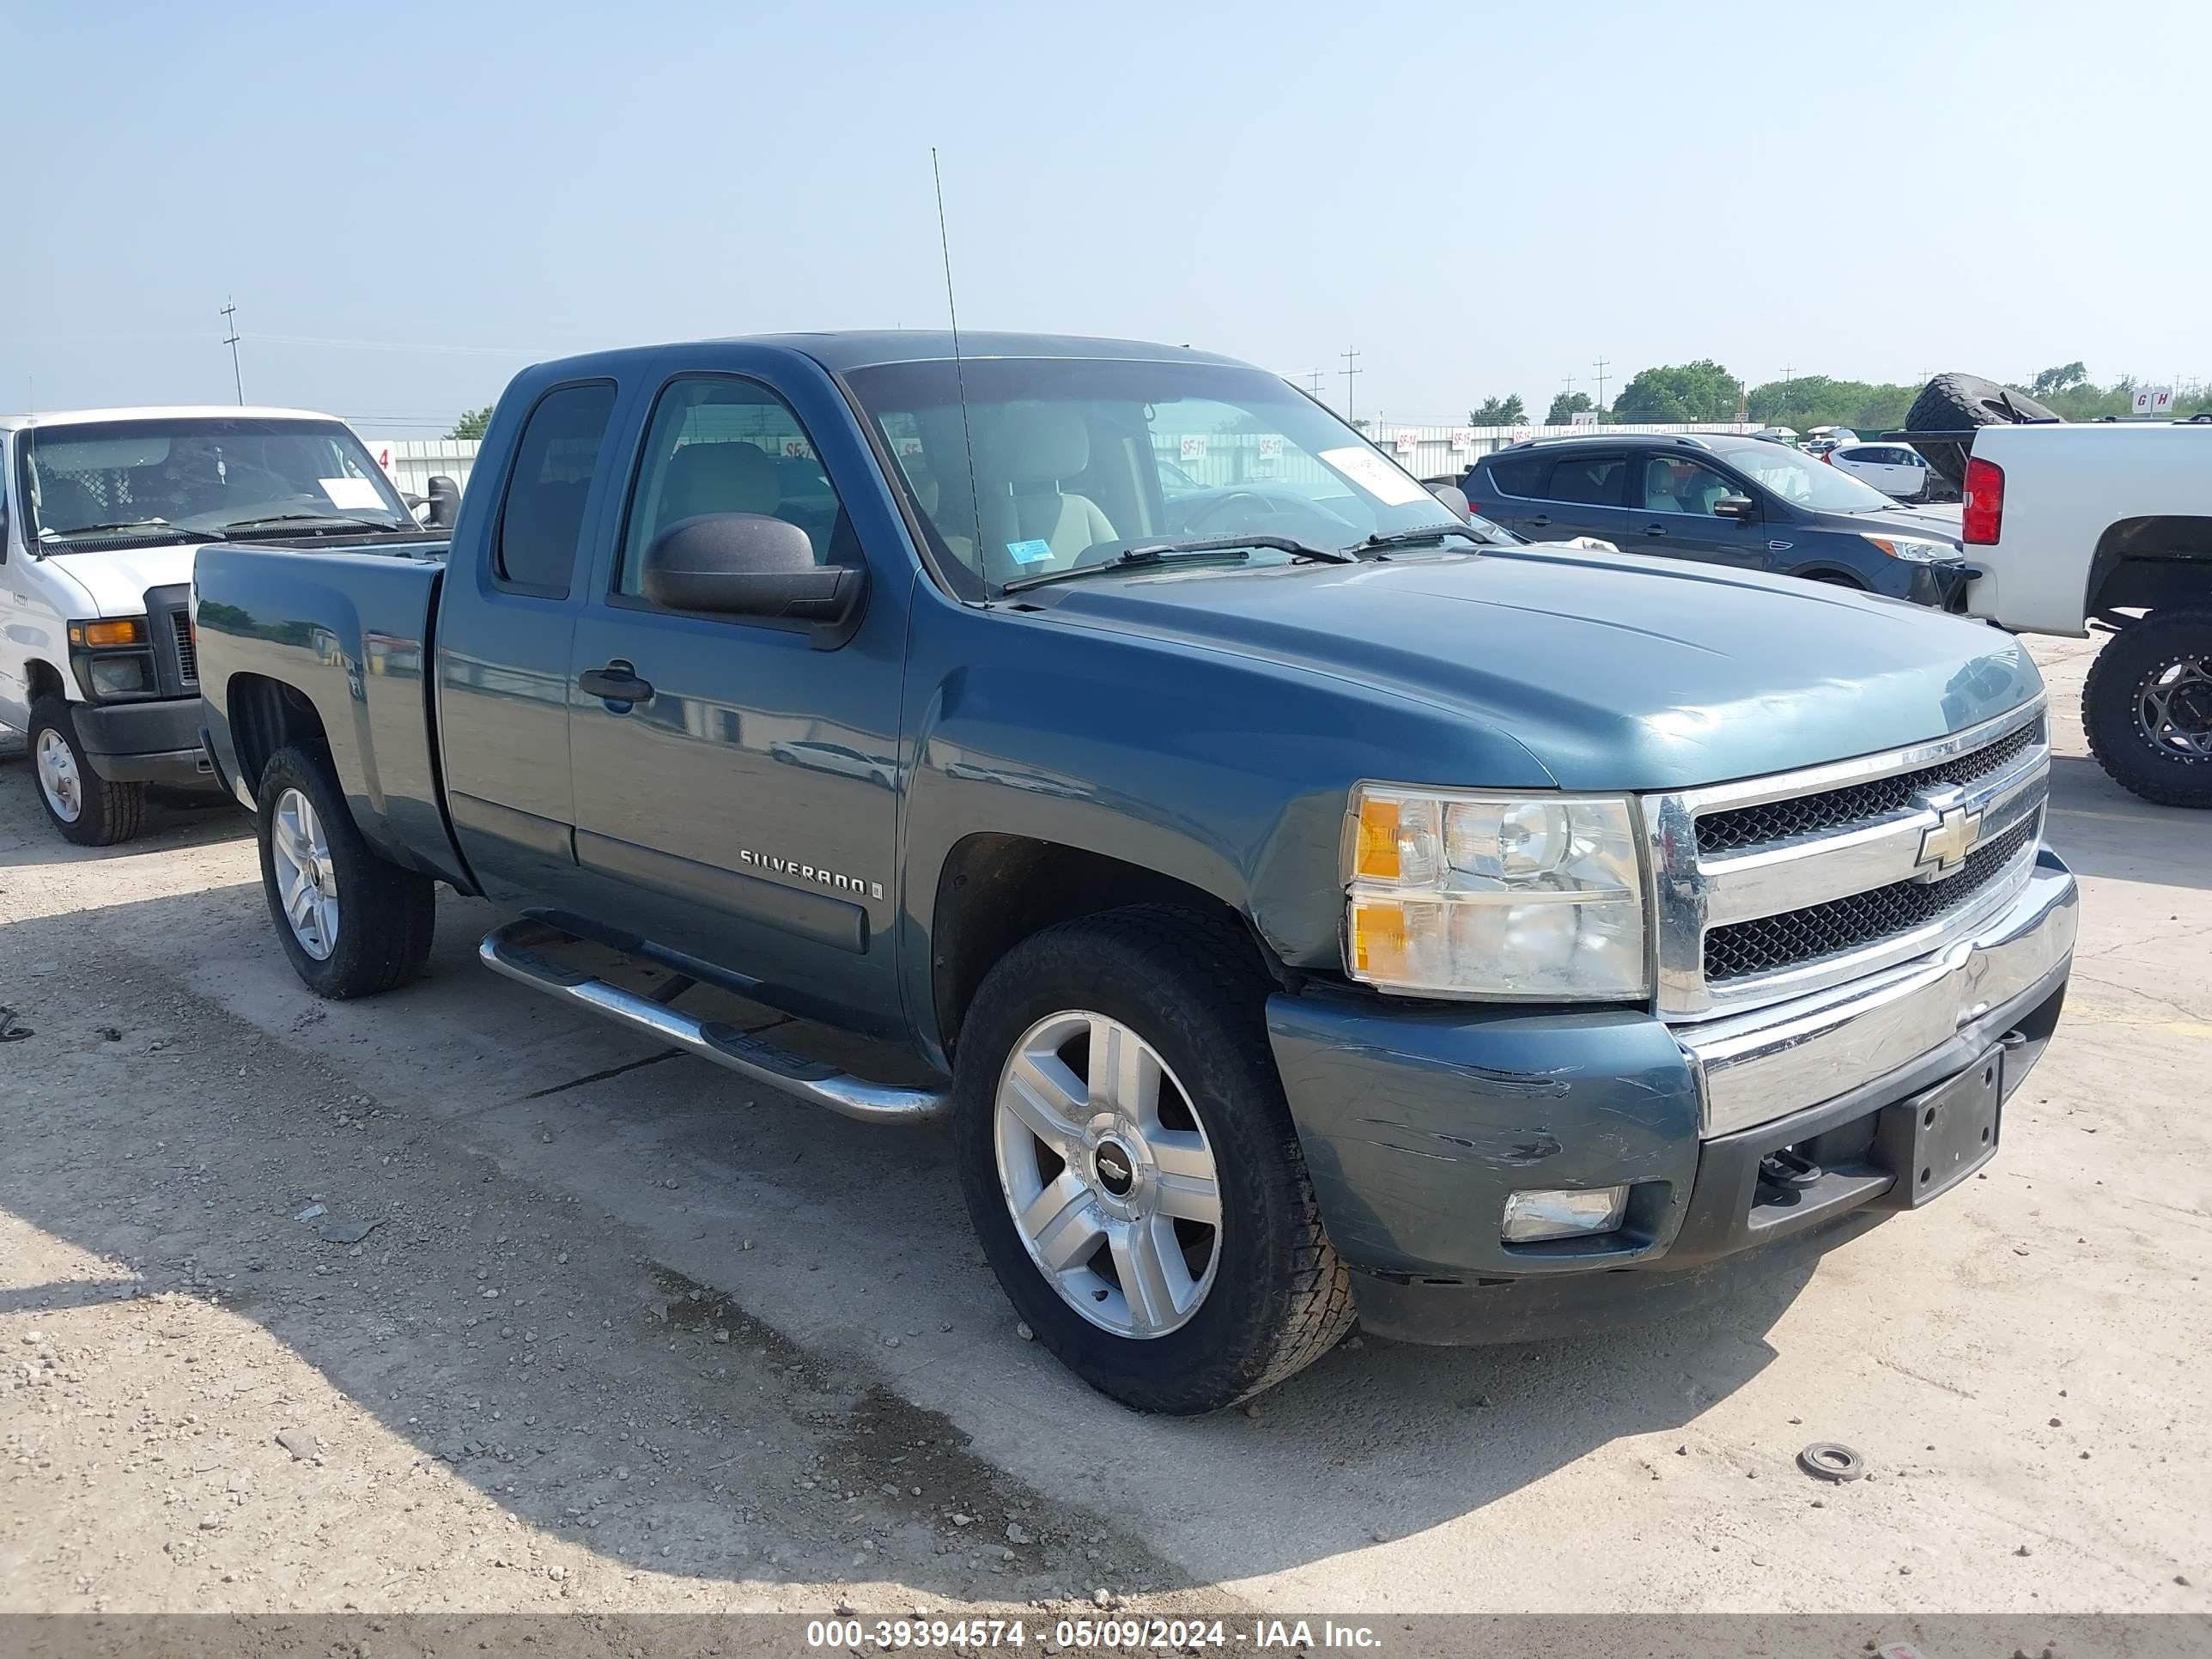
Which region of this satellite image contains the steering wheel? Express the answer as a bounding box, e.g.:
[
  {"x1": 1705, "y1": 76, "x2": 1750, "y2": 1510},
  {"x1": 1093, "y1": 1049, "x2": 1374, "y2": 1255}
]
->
[{"x1": 1182, "y1": 490, "x2": 1282, "y2": 531}]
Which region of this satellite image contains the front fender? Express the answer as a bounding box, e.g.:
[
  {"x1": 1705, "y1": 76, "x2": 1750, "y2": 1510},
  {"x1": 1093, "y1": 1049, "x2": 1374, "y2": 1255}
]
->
[{"x1": 896, "y1": 594, "x2": 1557, "y2": 1059}]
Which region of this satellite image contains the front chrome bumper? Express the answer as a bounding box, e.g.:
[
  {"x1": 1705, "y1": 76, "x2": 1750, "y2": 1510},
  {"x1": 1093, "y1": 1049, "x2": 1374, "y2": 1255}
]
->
[{"x1": 1680, "y1": 848, "x2": 2078, "y2": 1137}]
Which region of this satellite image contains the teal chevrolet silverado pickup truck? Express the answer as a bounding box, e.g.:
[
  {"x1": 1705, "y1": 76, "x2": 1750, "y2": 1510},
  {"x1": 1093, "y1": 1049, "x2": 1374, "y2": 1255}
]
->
[{"x1": 190, "y1": 332, "x2": 2078, "y2": 1413}]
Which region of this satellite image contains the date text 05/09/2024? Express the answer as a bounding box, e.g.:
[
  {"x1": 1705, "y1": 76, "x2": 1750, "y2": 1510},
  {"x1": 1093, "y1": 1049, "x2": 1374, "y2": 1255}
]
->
[{"x1": 802, "y1": 1617, "x2": 1383, "y2": 1650}]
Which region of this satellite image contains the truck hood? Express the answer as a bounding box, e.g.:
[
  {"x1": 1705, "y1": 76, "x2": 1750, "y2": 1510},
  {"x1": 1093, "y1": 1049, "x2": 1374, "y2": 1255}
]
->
[
  {"x1": 36, "y1": 542, "x2": 201, "y2": 616},
  {"x1": 1030, "y1": 544, "x2": 2040, "y2": 792}
]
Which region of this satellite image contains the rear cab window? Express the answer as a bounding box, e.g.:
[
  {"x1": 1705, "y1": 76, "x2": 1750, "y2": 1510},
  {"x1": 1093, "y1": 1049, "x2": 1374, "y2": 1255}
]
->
[{"x1": 494, "y1": 383, "x2": 618, "y2": 597}]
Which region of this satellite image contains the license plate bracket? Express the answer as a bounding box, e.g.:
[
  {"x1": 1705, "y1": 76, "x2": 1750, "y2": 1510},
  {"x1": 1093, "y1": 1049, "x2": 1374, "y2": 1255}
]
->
[{"x1": 1874, "y1": 1047, "x2": 2003, "y2": 1208}]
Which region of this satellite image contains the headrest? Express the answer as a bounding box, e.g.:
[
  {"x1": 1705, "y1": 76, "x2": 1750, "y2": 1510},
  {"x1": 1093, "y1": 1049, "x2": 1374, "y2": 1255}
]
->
[
  {"x1": 662, "y1": 441, "x2": 779, "y2": 520},
  {"x1": 976, "y1": 404, "x2": 1088, "y2": 486}
]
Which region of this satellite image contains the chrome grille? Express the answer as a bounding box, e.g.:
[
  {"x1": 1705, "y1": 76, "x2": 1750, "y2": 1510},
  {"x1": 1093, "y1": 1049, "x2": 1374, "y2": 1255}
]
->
[
  {"x1": 1644, "y1": 699, "x2": 2051, "y2": 1021},
  {"x1": 1697, "y1": 717, "x2": 2042, "y2": 853},
  {"x1": 1705, "y1": 815, "x2": 2039, "y2": 981}
]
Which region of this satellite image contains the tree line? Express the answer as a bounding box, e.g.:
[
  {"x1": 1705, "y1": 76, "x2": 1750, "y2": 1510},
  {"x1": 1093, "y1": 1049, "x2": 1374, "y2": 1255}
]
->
[{"x1": 1465, "y1": 363, "x2": 2208, "y2": 433}]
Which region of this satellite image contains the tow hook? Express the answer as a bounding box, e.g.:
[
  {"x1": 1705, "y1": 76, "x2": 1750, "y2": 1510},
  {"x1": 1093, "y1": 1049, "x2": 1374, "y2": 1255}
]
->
[{"x1": 1758, "y1": 1146, "x2": 1826, "y2": 1192}]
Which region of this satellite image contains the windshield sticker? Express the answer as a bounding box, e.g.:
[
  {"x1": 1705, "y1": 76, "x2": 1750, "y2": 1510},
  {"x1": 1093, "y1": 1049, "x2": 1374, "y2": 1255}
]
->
[
  {"x1": 1319, "y1": 447, "x2": 1430, "y2": 508},
  {"x1": 319, "y1": 477, "x2": 385, "y2": 511},
  {"x1": 1005, "y1": 539, "x2": 1054, "y2": 565}
]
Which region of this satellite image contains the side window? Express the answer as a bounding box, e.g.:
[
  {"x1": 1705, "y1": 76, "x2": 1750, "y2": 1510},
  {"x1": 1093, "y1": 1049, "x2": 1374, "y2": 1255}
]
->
[
  {"x1": 494, "y1": 383, "x2": 617, "y2": 596},
  {"x1": 1486, "y1": 454, "x2": 1545, "y2": 496},
  {"x1": 1545, "y1": 453, "x2": 1625, "y2": 507},
  {"x1": 1638, "y1": 456, "x2": 1739, "y2": 515},
  {"x1": 617, "y1": 376, "x2": 851, "y2": 599}
]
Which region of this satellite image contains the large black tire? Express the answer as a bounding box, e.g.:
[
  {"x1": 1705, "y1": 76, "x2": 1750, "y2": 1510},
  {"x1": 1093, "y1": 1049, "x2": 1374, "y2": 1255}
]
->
[
  {"x1": 953, "y1": 906, "x2": 1355, "y2": 1414},
  {"x1": 27, "y1": 697, "x2": 146, "y2": 847},
  {"x1": 2082, "y1": 610, "x2": 2212, "y2": 808},
  {"x1": 1905, "y1": 374, "x2": 2064, "y2": 487},
  {"x1": 256, "y1": 745, "x2": 438, "y2": 996}
]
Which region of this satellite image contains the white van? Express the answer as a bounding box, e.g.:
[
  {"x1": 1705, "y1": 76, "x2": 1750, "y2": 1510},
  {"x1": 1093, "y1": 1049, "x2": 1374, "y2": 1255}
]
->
[{"x1": 0, "y1": 407, "x2": 422, "y2": 844}]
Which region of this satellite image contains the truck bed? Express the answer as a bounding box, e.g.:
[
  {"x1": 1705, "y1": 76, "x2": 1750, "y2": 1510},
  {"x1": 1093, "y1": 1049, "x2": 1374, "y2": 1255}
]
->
[{"x1": 193, "y1": 539, "x2": 471, "y2": 887}]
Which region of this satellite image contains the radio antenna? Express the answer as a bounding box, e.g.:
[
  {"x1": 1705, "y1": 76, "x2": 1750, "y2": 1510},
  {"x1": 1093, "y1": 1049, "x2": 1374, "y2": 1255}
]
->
[{"x1": 932, "y1": 148, "x2": 988, "y2": 589}]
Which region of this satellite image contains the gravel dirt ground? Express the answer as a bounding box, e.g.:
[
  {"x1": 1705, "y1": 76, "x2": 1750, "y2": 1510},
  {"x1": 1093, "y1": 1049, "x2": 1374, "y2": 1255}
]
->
[{"x1": 2, "y1": 634, "x2": 2207, "y2": 1621}]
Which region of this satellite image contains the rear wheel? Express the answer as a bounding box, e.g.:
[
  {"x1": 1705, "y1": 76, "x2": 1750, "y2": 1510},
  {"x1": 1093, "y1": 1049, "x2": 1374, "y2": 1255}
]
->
[
  {"x1": 953, "y1": 906, "x2": 1354, "y2": 1414},
  {"x1": 28, "y1": 697, "x2": 145, "y2": 847},
  {"x1": 257, "y1": 745, "x2": 438, "y2": 995},
  {"x1": 2083, "y1": 610, "x2": 2212, "y2": 807}
]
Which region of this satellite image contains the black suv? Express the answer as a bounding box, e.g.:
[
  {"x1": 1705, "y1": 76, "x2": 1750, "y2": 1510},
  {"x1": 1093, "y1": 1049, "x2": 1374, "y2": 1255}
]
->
[{"x1": 1462, "y1": 433, "x2": 1972, "y2": 608}]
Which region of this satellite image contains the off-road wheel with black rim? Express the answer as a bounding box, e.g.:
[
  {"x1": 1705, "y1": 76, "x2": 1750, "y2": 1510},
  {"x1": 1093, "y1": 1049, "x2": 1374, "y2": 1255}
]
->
[
  {"x1": 257, "y1": 745, "x2": 438, "y2": 995},
  {"x1": 953, "y1": 906, "x2": 1355, "y2": 1415},
  {"x1": 28, "y1": 696, "x2": 145, "y2": 847},
  {"x1": 2082, "y1": 609, "x2": 2212, "y2": 807}
]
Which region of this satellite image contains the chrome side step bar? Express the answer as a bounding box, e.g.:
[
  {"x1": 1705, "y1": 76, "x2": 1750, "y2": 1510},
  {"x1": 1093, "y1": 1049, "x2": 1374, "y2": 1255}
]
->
[{"x1": 478, "y1": 920, "x2": 951, "y2": 1125}]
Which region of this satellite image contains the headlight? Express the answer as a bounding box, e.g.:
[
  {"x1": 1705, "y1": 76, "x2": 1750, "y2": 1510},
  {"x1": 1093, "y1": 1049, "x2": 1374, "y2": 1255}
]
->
[
  {"x1": 1859, "y1": 533, "x2": 1960, "y2": 562},
  {"x1": 88, "y1": 656, "x2": 149, "y2": 696},
  {"x1": 1343, "y1": 786, "x2": 1650, "y2": 1000}
]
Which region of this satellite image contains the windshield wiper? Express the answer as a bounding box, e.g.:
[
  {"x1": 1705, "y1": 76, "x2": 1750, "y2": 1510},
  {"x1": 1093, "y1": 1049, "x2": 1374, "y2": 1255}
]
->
[
  {"x1": 1000, "y1": 534, "x2": 1357, "y2": 593},
  {"x1": 42, "y1": 519, "x2": 225, "y2": 544},
  {"x1": 220, "y1": 513, "x2": 410, "y2": 536},
  {"x1": 1361, "y1": 522, "x2": 1487, "y2": 552}
]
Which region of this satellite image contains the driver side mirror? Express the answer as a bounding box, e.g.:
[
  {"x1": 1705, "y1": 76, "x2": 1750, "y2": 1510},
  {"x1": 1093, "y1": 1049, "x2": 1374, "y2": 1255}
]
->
[
  {"x1": 1430, "y1": 483, "x2": 1472, "y2": 520},
  {"x1": 641, "y1": 513, "x2": 866, "y2": 643},
  {"x1": 1712, "y1": 495, "x2": 1758, "y2": 521}
]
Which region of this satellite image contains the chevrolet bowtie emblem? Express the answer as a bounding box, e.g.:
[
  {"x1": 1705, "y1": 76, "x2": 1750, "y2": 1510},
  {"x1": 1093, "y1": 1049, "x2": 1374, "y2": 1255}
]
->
[{"x1": 1914, "y1": 787, "x2": 1983, "y2": 878}]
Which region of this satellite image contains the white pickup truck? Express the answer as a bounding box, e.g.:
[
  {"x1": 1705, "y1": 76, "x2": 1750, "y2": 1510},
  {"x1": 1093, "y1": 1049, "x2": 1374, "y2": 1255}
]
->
[
  {"x1": 0, "y1": 406, "x2": 429, "y2": 843},
  {"x1": 1946, "y1": 420, "x2": 2212, "y2": 807}
]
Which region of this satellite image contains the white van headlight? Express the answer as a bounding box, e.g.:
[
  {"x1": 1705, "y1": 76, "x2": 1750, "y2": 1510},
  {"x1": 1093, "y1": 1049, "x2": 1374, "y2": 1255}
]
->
[{"x1": 1343, "y1": 787, "x2": 1649, "y2": 1000}]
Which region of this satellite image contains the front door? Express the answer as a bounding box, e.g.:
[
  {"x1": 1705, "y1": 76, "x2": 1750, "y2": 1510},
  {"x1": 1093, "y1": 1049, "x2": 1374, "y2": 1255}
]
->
[
  {"x1": 565, "y1": 371, "x2": 904, "y2": 1034},
  {"x1": 1629, "y1": 453, "x2": 1767, "y2": 571}
]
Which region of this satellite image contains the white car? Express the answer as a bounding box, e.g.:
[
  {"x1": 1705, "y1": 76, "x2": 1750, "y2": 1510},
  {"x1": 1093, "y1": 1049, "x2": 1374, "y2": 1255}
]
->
[
  {"x1": 0, "y1": 406, "x2": 422, "y2": 844},
  {"x1": 1951, "y1": 419, "x2": 2212, "y2": 805},
  {"x1": 1826, "y1": 440, "x2": 1931, "y2": 501}
]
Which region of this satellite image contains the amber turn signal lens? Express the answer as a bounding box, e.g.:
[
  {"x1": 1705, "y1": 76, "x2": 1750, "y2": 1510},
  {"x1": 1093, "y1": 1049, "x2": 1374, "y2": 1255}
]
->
[
  {"x1": 1354, "y1": 798, "x2": 1402, "y2": 880},
  {"x1": 73, "y1": 618, "x2": 146, "y2": 647}
]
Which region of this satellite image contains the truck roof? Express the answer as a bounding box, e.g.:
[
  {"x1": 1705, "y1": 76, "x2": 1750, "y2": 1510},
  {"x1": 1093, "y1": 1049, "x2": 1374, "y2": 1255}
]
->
[
  {"x1": 527, "y1": 331, "x2": 1253, "y2": 379},
  {"x1": 0, "y1": 404, "x2": 350, "y2": 433}
]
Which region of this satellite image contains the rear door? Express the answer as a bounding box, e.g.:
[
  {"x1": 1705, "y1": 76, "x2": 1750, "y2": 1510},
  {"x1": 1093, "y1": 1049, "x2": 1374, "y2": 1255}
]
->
[
  {"x1": 435, "y1": 379, "x2": 623, "y2": 902},
  {"x1": 1529, "y1": 448, "x2": 1632, "y2": 544},
  {"x1": 1467, "y1": 449, "x2": 1548, "y2": 533},
  {"x1": 1628, "y1": 452, "x2": 1767, "y2": 571},
  {"x1": 564, "y1": 361, "x2": 906, "y2": 1033}
]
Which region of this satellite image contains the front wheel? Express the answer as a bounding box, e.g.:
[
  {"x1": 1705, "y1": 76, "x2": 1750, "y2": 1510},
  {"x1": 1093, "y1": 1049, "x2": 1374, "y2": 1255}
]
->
[
  {"x1": 953, "y1": 907, "x2": 1355, "y2": 1414},
  {"x1": 257, "y1": 745, "x2": 438, "y2": 995},
  {"x1": 2082, "y1": 609, "x2": 2212, "y2": 807},
  {"x1": 28, "y1": 698, "x2": 145, "y2": 846}
]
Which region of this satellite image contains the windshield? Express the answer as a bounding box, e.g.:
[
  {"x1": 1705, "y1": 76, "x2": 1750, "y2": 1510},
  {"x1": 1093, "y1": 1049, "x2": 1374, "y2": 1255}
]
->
[
  {"x1": 842, "y1": 357, "x2": 1459, "y2": 592},
  {"x1": 21, "y1": 416, "x2": 414, "y2": 545},
  {"x1": 1718, "y1": 440, "x2": 1896, "y2": 512}
]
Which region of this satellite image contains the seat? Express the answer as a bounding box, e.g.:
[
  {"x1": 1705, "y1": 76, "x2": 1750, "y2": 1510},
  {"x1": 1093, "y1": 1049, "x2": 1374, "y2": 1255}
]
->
[
  {"x1": 658, "y1": 441, "x2": 781, "y2": 522},
  {"x1": 972, "y1": 404, "x2": 1116, "y2": 582}
]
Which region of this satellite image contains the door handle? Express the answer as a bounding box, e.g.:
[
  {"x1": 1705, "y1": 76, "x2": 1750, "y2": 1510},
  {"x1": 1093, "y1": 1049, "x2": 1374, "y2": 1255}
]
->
[
  {"x1": 1528, "y1": 514, "x2": 1552, "y2": 528},
  {"x1": 1642, "y1": 524, "x2": 1668, "y2": 537},
  {"x1": 579, "y1": 660, "x2": 654, "y2": 705}
]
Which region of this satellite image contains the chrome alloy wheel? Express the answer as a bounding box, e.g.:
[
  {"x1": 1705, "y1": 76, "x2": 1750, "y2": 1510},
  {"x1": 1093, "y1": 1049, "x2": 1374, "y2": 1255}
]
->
[
  {"x1": 993, "y1": 1010, "x2": 1223, "y2": 1338},
  {"x1": 35, "y1": 727, "x2": 83, "y2": 823},
  {"x1": 270, "y1": 787, "x2": 340, "y2": 960}
]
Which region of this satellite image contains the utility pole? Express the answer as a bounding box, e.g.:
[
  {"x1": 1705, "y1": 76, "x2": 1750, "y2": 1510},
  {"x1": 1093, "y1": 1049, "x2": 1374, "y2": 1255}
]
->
[
  {"x1": 1306, "y1": 368, "x2": 1326, "y2": 400},
  {"x1": 1592, "y1": 356, "x2": 1610, "y2": 412},
  {"x1": 1778, "y1": 364, "x2": 1795, "y2": 422},
  {"x1": 220, "y1": 297, "x2": 244, "y2": 404},
  {"x1": 1340, "y1": 349, "x2": 1362, "y2": 422}
]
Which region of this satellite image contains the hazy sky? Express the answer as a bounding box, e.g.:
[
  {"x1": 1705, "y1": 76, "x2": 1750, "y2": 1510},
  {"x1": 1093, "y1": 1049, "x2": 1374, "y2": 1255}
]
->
[{"x1": 6, "y1": 0, "x2": 2205, "y2": 435}]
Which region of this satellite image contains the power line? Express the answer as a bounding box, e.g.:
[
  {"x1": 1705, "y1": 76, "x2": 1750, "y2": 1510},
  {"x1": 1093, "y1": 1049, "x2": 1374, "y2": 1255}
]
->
[{"x1": 221, "y1": 297, "x2": 243, "y2": 405}]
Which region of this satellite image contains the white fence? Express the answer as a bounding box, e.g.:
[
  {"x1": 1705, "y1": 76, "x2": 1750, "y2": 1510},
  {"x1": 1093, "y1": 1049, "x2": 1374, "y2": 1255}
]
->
[{"x1": 358, "y1": 422, "x2": 1758, "y2": 507}]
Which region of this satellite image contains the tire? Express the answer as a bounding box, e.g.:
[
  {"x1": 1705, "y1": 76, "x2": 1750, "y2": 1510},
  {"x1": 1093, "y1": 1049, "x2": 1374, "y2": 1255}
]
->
[
  {"x1": 27, "y1": 697, "x2": 145, "y2": 847},
  {"x1": 1905, "y1": 373, "x2": 2063, "y2": 487},
  {"x1": 256, "y1": 745, "x2": 438, "y2": 996},
  {"x1": 1804, "y1": 573, "x2": 1865, "y2": 589},
  {"x1": 2081, "y1": 609, "x2": 2212, "y2": 808},
  {"x1": 953, "y1": 905, "x2": 1355, "y2": 1414}
]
